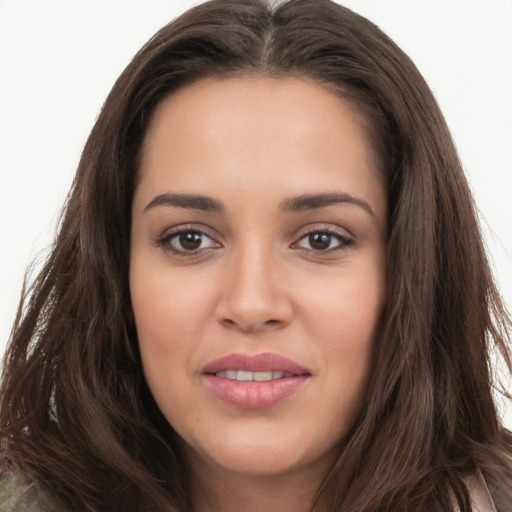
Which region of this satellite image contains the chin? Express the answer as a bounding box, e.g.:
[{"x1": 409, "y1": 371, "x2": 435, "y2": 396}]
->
[
  {"x1": 182, "y1": 422, "x2": 342, "y2": 479},
  {"x1": 202, "y1": 446, "x2": 311, "y2": 477}
]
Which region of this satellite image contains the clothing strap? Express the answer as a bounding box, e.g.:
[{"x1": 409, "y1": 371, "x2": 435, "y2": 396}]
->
[{"x1": 463, "y1": 469, "x2": 497, "y2": 512}]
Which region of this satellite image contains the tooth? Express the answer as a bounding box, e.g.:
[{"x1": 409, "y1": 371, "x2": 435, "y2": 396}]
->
[
  {"x1": 236, "y1": 370, "x2": 253, "y2": 381},
  {"x1": 253, "y1": 371, "x2": 273, "y2": 381},
  {"x1": 216, "y1": 370, "x2": 289, "y2": 381}
]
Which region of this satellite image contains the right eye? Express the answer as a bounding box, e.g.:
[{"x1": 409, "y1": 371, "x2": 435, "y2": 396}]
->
[{"x1": 158, "y1": 229, "x2": 220, "y2": 255}]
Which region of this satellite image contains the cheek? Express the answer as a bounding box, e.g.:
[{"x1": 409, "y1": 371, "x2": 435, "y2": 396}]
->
[
  {"x1": 130, "y1": 270, "x2": 198, "y2": 421},
  {"x1": 130, "y1": 261, "x2": 211, "y2": 350},
  {"x1": 302, "y1": 260, "x2": 385, "y2": 409},
  {"x1": 129, "y1": 260, "x2": 224, "y2": 424},
  {"x1": 305, "y1": 259, "x2": 385, "y2": 346},
  {"x1": 130, "y1": 268, "x2": 193, "y2": 403}
]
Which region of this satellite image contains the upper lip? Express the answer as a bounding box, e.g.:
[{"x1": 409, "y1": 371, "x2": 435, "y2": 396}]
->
[{"x1": 202, "y1": 353, "x2": 311, "y2": 376}]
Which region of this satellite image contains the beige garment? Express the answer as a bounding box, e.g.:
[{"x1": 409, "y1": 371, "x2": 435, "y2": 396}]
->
[
  {"x1": 463, "y1": 471, "x2": 497, "y2": 512},
  {"x1": 0, "y1": 472, "x2": 55, "y2": 512}
]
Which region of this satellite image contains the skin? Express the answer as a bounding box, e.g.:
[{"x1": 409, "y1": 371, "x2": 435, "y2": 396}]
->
[{"x1": 130, "y1": 76, "x2": 387, "y2": 512}]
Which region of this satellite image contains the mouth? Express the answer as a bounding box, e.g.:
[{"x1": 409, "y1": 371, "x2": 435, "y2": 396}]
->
[
  {"x1": 213, "y1": 370, "x2": 294, "y2": 381},
  {"x1": 203, "y1": 352, "x2": 311, "y2": 376},
  {"x1": 202, "y1": 353, "x2": 311, "y2": 409}
]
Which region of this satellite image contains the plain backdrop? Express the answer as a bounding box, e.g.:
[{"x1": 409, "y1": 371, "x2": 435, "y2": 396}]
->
[{"x1": 0, "y1": 0, "x2": 511, "y2": 427}]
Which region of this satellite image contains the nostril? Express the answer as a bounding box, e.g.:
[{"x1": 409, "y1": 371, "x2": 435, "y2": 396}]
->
[
  {"x1": 219, "y1": 316, "x2": 284, "y2": 332},
  {"x1": 215, "y1": 291, "x2": 294, "y2": 332}
]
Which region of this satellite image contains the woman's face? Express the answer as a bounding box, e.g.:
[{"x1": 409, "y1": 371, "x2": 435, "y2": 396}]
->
[{"x1": 130, "y1": 77, "x2": 387, "y2": 481}]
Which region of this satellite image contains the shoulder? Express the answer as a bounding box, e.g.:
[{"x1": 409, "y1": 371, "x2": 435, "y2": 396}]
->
[{"x1": 0, "y1": 472, "x2": 57, "y2": 512}]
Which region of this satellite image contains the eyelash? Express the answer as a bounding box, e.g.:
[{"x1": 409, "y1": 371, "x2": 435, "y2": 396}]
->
[
  {"x1": 156, "y1": 225, "x2": 220, "y2": 256},
  {"x1": 156, "y1": 225, "x2": 355, "y2": 256},
  {"x1": 293, "y1": 226, "x2": 355, "y2": 253}
]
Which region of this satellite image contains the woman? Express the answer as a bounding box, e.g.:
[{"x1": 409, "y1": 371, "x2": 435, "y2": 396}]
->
[{"x1": 1, "y1": 0, "x2": 511, "y2": 510}]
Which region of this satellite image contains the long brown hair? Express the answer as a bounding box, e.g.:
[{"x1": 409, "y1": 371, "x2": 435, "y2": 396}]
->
[{"x1": 1, "y1": 1, "x2": 511, "y2": 510}]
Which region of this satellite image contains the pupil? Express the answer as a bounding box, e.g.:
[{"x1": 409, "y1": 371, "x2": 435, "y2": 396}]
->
[
  {"x1": 309, "y1": 233, "x2": 330, "y2": 250},
  {"x1": 179, "y1": 232, "x2": 202, "y2": 250}
]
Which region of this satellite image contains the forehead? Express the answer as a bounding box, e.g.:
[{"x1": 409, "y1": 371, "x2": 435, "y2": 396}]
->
[
  {"x1": 135, "y1": 76, "x2": 385, "y2": 218},
  {"x1": 141, "y1": 76, "x2": 377, "y2": 167}
]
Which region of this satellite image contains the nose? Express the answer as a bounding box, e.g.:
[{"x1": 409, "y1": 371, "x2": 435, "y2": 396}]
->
[{"x1": 215, "y1": 244, "x2": 294, "y2": 333}]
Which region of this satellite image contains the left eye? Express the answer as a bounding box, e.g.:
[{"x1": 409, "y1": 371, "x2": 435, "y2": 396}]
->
[
  {"x1": 163, "y1": 231, "x2": 218, "y2": 253},
  {"x1": 296, "y1": 232, "x2": 351, "y2": 252}
]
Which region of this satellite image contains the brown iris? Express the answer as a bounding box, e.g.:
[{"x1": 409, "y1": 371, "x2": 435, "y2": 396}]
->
[
  {"x1": 308, "y1": 233, "x2": 332, "y2": 250},
  {"x1": 179, "y1": 232, "x2": 203, "y2": 250}
]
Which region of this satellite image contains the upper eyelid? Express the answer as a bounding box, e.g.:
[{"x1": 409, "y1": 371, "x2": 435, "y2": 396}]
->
[
  {"x1": 159, "y1": 223, "x2": 220, "y2": 240},
  {"x1": 154, "y1": 225, "x2": 223, "y2": 254},
  {"x1": 156, "y1": 227, "x2": 222, "y2": 257},
  {"x1": 293, "y1": 230, "x2": 353, "y2": 247},
  {"x1": 292, "y1": 223, "x2": 354, "y2": 240},
  {"x1": 290, "y1": 224, "x2": 356, "y2": 253}
]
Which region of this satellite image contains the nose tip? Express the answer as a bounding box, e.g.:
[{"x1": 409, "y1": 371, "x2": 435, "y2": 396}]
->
[
  {"x1": 215, "y1": 255, "x2": 293, "y2": 333},
  {"x1": 218, "y1": 302, "x2": 291, "y2": 333}
]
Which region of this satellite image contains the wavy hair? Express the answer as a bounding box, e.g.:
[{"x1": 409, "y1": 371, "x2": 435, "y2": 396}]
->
[{"x1": 1, "y1": 0, "x2": 511, "y2": 510}]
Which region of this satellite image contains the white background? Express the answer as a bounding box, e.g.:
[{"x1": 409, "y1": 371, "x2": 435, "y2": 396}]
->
[{"x1": 0, "y1": 1, "x2": 511, "y2": 426}]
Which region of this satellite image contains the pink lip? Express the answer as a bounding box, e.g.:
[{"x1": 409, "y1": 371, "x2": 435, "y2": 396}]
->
[
  {"x1": 202, "y1": 353, "x2": 310, "y2": 374},
  {"x1": 202, "y1": 353, "x2": 311, "y2": 409}
]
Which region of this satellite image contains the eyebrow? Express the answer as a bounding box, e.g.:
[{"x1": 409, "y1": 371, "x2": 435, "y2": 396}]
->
[
  {"x1": 144, "y1": 193, "x2": 225, "y2": 213},
  {"x1": 143, "y1": 191, "x2": 375, "y2": 217},
  {"x1": 280, "y1": 193, "x2": 375, "y2": 217}
]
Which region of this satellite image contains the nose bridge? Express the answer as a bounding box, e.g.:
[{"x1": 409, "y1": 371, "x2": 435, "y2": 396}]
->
[
  {"x1": 216, "y1": 234, "x2": 292, "y2": 331},
  {"x1": 233, "y1": 239, "x2": 273, "y2": 300}
]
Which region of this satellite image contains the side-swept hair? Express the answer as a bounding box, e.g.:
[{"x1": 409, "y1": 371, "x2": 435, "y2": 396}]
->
[{"x1": 1, "y1": 1, "x2": 511, "y2": 510}]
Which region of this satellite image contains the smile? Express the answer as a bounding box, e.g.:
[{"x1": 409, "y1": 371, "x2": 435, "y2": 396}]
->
[
  {"x1": 203, "y1": 353, "x2": 311, "y2": 408},
  {"x1": 214, "y1": 370, "x2": 293, "y2": 381}
]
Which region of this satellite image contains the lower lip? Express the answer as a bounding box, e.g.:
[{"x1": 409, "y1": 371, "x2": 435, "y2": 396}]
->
[{"x1": 204, "y1": 375, "x2": 309, "y2": 408}]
